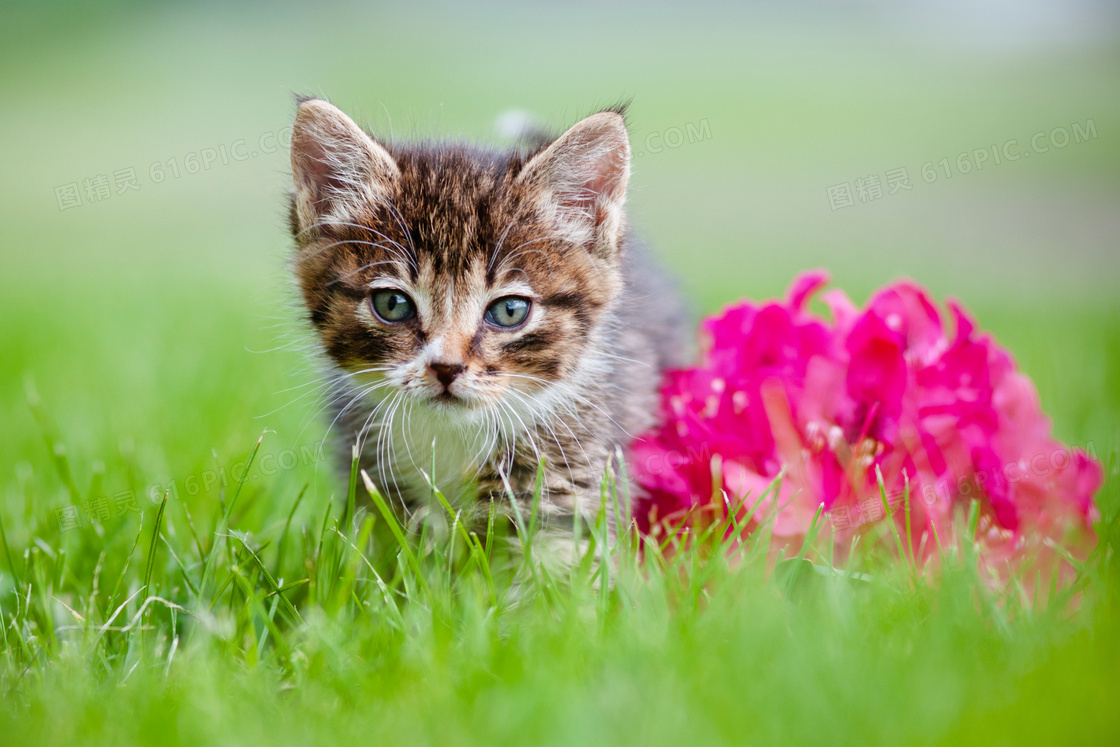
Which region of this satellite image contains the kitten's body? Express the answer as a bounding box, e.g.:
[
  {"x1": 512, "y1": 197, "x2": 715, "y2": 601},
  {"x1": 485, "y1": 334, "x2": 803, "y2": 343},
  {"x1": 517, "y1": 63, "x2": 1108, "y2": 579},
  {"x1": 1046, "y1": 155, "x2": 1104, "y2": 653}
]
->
[{"x1": 288, "y1": 99, "x2": 688, "y2": 538}]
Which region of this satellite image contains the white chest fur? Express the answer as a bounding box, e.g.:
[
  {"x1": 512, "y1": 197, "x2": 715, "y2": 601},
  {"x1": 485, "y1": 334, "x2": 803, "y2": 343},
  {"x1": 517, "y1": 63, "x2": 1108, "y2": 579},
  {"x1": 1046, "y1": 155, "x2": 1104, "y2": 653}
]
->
[{"x1": 360, "y1": 397, "x2": 505, "y2": 506}]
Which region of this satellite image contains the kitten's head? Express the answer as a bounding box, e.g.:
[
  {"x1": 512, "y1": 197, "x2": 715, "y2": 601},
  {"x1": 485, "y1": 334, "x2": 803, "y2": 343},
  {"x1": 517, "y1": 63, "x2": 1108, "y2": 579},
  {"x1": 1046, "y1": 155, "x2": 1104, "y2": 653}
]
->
[{"x1": 289, "y1": 98, "x2": 631, "y2": 423}]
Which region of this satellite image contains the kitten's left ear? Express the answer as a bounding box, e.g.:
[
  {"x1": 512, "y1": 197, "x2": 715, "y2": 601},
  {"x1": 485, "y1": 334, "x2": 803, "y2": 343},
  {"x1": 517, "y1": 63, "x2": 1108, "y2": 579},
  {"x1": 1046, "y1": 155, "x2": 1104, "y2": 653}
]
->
[
  {"x1": 515, "y1": 111, "x2": 630, "y2": 259},
  {"x1": 289, "y1": 97, "x2": 399, "y2": 233}
]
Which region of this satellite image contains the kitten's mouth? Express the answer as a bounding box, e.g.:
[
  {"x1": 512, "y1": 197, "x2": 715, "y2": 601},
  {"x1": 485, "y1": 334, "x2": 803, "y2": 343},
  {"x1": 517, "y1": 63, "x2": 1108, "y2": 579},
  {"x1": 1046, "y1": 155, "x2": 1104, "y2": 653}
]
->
[{"x1": 429, "y1": 390, "x2": 469, "y2": 407}]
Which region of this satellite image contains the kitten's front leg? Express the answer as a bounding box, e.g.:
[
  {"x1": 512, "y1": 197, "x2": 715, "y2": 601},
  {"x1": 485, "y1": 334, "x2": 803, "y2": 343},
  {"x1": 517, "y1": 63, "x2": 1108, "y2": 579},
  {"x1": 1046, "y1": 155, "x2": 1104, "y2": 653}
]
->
[{"x1": 476, "y1": 455, "x2": 615, "y2": 589}]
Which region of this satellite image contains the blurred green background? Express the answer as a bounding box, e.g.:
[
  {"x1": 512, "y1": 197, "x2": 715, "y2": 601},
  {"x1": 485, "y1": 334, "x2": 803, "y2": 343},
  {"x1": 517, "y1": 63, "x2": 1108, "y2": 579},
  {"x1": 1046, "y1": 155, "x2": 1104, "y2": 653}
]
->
[{"x1": 1, "y1": 0, "x2": 1118, "y2": 531}]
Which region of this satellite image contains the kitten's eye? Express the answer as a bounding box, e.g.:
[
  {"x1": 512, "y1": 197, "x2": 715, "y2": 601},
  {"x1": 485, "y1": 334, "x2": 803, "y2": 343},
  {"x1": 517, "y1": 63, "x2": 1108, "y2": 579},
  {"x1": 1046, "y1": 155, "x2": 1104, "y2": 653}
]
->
[
  {"x1": 485, "y1": 296, "x2": 531, "y2": 328},
  {"x1": 370, "y1": 289, "x2": 416, "y2": 323}
]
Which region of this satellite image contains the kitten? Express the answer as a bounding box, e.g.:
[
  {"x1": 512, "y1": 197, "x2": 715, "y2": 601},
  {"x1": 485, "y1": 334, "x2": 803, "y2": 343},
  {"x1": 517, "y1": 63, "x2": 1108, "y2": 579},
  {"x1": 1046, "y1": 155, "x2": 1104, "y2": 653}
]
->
[{"x1": 288, "y1": 97, "x2": 689, "y2": 546}]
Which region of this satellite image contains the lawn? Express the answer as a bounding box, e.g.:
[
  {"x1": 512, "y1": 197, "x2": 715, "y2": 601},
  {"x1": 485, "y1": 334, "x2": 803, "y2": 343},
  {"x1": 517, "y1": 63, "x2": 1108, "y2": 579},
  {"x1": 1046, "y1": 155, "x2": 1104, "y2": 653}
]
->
[{"x1": 1, "y1": 2, "x2": 1118, "y2": 745}]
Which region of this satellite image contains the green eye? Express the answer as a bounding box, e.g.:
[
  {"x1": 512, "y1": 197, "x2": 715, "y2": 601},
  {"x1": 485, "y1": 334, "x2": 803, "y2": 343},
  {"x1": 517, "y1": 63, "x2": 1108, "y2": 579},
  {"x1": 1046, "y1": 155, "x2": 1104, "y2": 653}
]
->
[
  {"x1": 486, "y1": 296, "x2": 531, "y2": 328},
  {"x1": 371, "y1": 289, "x2": 415, "y2": 323}
]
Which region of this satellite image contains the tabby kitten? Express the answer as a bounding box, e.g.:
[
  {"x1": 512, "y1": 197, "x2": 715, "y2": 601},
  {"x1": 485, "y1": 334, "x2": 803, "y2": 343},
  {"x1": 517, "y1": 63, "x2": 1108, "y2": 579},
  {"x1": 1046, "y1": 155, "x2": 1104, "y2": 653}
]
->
[{"x1": 288, "y1": 97, "x2": 688, "y2": 542}]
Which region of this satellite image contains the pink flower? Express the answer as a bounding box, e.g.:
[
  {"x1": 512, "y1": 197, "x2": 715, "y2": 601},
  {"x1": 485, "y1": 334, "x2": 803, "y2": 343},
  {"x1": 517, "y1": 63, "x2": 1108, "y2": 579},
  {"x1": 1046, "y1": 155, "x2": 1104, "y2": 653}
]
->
[{"x1": 632, "y1": 271, "x2": 1100, "y2": 582}]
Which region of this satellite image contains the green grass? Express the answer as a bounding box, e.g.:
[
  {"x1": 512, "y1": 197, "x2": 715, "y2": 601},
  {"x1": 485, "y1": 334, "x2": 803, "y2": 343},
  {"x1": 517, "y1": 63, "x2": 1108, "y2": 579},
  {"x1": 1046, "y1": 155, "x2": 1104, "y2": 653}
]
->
[
  {"x1": 0, "y1": 412, "x2": 1118, "y2": 746},
  {"x1": 2, "y1": 1, "x2": 1119, "y2": 744}
]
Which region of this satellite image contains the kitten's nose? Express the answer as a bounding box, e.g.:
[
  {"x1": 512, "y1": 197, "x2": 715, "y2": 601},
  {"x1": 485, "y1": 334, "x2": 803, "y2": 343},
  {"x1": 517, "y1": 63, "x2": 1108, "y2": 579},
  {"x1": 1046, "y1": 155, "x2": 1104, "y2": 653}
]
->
[{"x1": 428, "y1": 361, "x2": 464, "y2": 389}]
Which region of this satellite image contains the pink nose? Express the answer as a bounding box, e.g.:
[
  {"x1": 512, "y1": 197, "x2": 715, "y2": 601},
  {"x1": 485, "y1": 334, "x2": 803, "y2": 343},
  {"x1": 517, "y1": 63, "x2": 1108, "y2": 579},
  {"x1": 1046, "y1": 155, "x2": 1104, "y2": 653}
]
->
[{"x1": 429, "y1": 361, "x2": 464, "y2": 389}]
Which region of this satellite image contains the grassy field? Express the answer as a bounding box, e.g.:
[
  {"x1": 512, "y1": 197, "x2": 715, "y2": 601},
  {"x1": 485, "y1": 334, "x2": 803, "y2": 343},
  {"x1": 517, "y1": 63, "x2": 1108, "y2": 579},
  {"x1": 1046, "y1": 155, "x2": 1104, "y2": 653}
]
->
[{"x1": 1, "y1": 2, "x2": 1119, "y2": 744}]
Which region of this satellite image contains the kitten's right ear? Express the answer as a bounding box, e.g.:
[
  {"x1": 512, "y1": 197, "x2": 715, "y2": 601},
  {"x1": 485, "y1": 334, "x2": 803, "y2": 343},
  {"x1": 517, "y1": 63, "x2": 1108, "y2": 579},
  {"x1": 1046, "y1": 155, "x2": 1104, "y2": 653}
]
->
[
  {"x1": 515, "y1": 111, "x2": 630, "y2": 260},
  {"x1": 290, "y1": 97, "x2": 399, "y2": 233}
]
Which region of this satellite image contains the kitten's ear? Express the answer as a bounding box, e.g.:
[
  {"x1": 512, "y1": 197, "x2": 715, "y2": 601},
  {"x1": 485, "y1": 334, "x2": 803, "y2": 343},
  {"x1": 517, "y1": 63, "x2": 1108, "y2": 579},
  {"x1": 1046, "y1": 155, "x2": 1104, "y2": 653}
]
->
[
  {"x1": 290, "y1": 97, "x2": 399, "y2": 233},
  {"x1": 516, "y1": 111, "x2": 630, "y2": 258}
]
